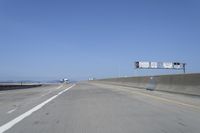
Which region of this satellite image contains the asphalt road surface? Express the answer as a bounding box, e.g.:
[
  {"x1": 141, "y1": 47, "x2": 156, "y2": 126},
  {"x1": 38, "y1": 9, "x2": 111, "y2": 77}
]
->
[{"x1": 0, "y1": 82, "x2": 200, "y2": 133}]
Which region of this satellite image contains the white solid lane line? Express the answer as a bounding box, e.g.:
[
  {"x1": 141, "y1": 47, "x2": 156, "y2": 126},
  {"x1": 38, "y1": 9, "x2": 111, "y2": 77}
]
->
[{"x1": 0, "y1": 84, "x2": 75, "y2": 133}]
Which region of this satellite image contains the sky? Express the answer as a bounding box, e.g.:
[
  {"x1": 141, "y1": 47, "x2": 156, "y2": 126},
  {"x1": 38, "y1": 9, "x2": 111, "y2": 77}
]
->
[{"x1": 0, "y1": 0, "x2": 200, "y2": 81}]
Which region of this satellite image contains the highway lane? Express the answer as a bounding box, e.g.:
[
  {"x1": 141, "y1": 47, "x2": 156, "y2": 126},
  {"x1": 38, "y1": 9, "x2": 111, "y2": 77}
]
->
[
  {"x1": 0, "y1": 83, "x2": 71, "y2": 129},
  {"x1": 1, "y1": 82, "x2": 200, "y2": 133}
]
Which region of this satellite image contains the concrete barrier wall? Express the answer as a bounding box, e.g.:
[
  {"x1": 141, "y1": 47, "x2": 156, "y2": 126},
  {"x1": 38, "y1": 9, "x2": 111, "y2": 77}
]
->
[
  {"x1": 0, "y1": 84, "x2": 42, "y2": 91},
  {"x1": 93, "y1": 73, "x2": 200, "y2": 96}
]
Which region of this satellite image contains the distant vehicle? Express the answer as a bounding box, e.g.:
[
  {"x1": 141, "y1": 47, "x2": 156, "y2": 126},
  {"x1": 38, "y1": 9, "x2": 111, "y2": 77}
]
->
[
  {"x1": 60, "y1": 78, "x2": 69, "y2": 84},
  {"x1": 88, "y1": 78, "x2": 95, "y2": 81}
]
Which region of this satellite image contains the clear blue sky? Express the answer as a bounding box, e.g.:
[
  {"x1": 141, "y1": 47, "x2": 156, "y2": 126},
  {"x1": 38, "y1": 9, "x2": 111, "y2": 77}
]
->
[{"x1": 0, "y1": 0, "x2": 200, "y2": 81}]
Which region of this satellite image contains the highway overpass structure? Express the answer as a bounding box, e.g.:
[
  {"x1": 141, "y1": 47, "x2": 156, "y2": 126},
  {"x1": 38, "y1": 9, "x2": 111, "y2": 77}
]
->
[{"x1": 0, "y1": 73, "x2": 200, "y2": 133}]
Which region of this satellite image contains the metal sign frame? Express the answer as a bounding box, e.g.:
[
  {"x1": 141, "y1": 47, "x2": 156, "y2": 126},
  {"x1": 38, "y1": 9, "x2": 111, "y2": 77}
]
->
[{"x1": 135, "y1": 61, "x2": 186, "y2": 73}]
